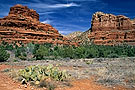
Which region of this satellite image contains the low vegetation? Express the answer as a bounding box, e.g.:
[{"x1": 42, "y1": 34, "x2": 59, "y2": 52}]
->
[
  {"x1": 0, "y1": 42, "x2": 135, "y2": 61},
  {"x1": 18, "y1": 65, "x2": 69, "y2": 83},
  {"x1": 16, "y1": 65, "x2": 69, "y2": 90},
  {"x1": 0, "y1": 46, "x2": 10, "y2": 62}
]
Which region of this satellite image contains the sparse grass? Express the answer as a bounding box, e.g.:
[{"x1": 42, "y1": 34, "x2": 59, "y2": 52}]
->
[
  {"x1": 48, "y1": 83, "x2": 55, "y2": 90},
  {"x1": 85, "y1": 60, "x2": 93, "y2": 65},
  {"x1": 13, "y1": 59, "x2": 18, "y2": 62},
  {"x1": 1, "y1": 68, "x2": 11, "y2": 73},
  {"x1": 9, "y1": 69, "x2": 19, "y2": 78},
  {"x1": 126, "y1": 73, "x2": 135, "y2": 84}
]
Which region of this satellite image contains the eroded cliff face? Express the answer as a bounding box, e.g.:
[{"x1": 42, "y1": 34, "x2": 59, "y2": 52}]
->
[
  {"x1": 71, "y1": 30, "x2": 91, "y2": 45},
  {"x1": 0, "y1": 4, "x2": 77, "y2": 46},
  {"x1": 66, "y1": 31, "x2": 83, "y2": 40},
  {"x1": 88, "y1": 12, "x2": 135, "y2": 45}
]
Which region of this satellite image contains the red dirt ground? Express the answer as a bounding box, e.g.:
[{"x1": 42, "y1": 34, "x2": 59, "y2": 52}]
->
[{"x1": 0, "y1": 64, "x2": 133, "y2": 90}]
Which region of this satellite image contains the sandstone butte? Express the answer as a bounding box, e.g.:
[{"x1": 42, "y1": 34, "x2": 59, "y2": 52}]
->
[
  {"x1": 0, "y1": 4, "x2": 77, "y2": 46},
  {"x1": 88, "y1": 12, "x2": 135, "y2": 45}
]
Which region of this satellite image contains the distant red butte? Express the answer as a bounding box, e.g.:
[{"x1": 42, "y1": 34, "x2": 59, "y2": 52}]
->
[
  {"x1": 0, "y1": 4, "x2": 78, "y2": 46},
  {"x1": 88, "y1": 12, "x2": 135, "y2": 45}
]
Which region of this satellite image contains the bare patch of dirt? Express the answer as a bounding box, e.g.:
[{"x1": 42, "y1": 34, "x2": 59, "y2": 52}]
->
[{"x1": 0, "y1": 65, "x2": 35, "y2": 90}]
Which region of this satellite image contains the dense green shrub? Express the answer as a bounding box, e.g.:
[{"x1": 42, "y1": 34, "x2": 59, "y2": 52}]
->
[
  {"x1": 62, "y1": 47, "x2": 75, "y2": 59},
  {"x1": 0, "y1": 48, "x2": 10, "y2": 62},
  {"x1": 14, "y1": 46, "x2": 27, "y2": 60},
  {"x1": 53, "y1": 51, "x2": 59, "y2": 58},
  {"x1": 26, "y1": 43, "x2": 35, "y2": 53},
  {"x1": 15, "y1": 48, "x2": 22, "y2": 57},
  {"x1": 0, "y1": 41, "x2": 13, "y2": 50},
  {"x1": 33, "y1": 44, "x2": 40, "y2": 54},
  {"x1": 107, "y1": 53, "x2": 119, "y2": 58},
  {"x1": 5, "y1": 44, "x2": 13, "y2": 50},
  {"x1": 31, "y1": 43, "x2": 135, "y2": 59},
  {"x1": 18, "y1": 56, "x2": 27, "y2": 60},
  {"x1": 1, "y1": 42, "x2": 135, "y2": 61},
  {"x1": 74, "y1": 46, "x2": 86, "y2": 58},
  {"x1": 34, "y1": 45, "x2": 49, "y2": 60}
]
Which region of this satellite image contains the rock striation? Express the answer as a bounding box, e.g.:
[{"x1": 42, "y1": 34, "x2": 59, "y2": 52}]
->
[
  {"x1": 88, "y1": 12, "x2": 135, "y2": 45},
  {"x1": 71, "y1": 30, "x2": 91, "y2": 45},
  {"x1": 0, "y1": 4, "x2": 77, "y2": 46},
  {"x1": 66, "y1": 31, "x2": 82, "y2": 40}
]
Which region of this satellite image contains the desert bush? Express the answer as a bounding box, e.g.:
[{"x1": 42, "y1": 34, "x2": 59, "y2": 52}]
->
[
  {"x1": 26, "y1": 43, "x2": 35, "y2": 53},
  {"x1": 74, "y1": 46, "x2": 86, "y2": 58},
  {"x1": 53, "y1": 51, "x2": 59, "y2": 58},
  {"x1": 39, "y1": 80, "x2": 56, "y2": 90},
  {"x1": 0, "y1": 48, "x2": 10, "y2": 62},
  {"x1": 34, "y1": 45, "x2": 49, "y2": 60},
  {"x1": 15, "y1": 48, "x2": 27, "y2": 60},
  {"x1": 5, "y1": 44, "x2": 13, "y2": 50},
  {"x1": 43, "y1": 43, "x2": 52, "y2": 48},
  {"x1": 107, "y1": 53, "x2": 119, "y2": 58},
  {"x1": 13, "y1": 59, "x2": 18, "y2": 62},
  {"x1": 18, "y1": 56, "x2": 27, "y2": 60},
  {"x1": 15, "y1": 48, "x2": 21, "y2": 57},
  {"x1": 0, "y1": 41, "x2": 13, "y2": 50},
  {"x1": 62, "y1": 47, "x2": 75, "y2": 59},
  {"x1": 33, "y1": 44, "x2": 40, "y2": 54},
  {"x1": 85, "y1": 60, "x2": 93, "y2": 65}
]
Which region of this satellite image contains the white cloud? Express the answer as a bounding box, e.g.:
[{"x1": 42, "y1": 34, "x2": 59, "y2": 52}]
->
[
  {"x1": 48, "y1": 3, "x2": 80, "y2": 8},
  {"x1": 27, "y1": 3, "x2": 80, "y2": 9},
  {"x1": 41, "y1": 19, "x2": 52, "y2": 24},
  {"x1": 38, "y1": 12, "x2": 55, "y2": 15}
]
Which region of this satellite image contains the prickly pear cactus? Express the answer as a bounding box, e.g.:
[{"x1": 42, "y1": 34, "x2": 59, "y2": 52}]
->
[{"x1": 18, "y1": 65, "x2": 69, "y2": 84}]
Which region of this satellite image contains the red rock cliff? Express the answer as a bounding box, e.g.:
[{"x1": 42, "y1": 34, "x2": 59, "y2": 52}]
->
[
  {"x1": 89, "y1": 12, "x2": 135, "y2": 45},
  {"x1": 0, "y1": 4, "x2": 77, "y2": 46}
]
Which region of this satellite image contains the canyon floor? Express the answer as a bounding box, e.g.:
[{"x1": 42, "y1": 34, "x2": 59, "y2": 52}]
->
[{"x1": 0, "y1": 58, "x2": 135, "y2": 90}]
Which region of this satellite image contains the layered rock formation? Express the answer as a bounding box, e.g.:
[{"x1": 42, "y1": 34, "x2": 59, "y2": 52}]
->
[
  {"x1": 0, "y1": 4, "x2": 77, "y2": 46},
  {"x1": 71, "y1": 30, "x2": 91, "y2": 45},
  {"x1": 66, "y1": 31, "x2": 82, "y2": 40},
  {"x1": 88, "y1": 12, "x2": 135, "y2": 45}
]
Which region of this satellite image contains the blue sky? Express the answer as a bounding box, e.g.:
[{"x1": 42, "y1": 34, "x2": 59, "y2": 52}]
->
[{"x1": 0, "y1": 0, "x2": 135, "y2": 35}]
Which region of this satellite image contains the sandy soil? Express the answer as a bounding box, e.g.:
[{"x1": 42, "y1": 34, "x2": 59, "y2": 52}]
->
[{"x1": 0, "y1": 64, "x2": 133, "y2": 90}]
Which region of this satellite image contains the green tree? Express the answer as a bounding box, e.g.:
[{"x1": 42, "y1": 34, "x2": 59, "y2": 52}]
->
[
  {"x1": 74, "y1": 46, "x2": 86, "y2": 58},
  {"x1": 86, "y1": 47, "x2": 99, "y2": 58},
  {"x1": 34, "y1": 45, "x2": 49, "y2": 60},
  {"x1": 27, "y1": 43, "x2": 35, "y2": 53},
  {"x1": 53, "y1": 51, "x2": 59, "y2": 58},
  {"x1": 15, "y1": 48, "x2": 21, "y2": 57},
  {"x1": 63, "y1": 47, "x2": 75, "y2": 59}
]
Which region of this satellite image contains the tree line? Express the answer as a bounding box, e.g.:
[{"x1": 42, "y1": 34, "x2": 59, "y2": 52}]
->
[{"x1": 0, "y1": 42, "x2": 135, "y2": 61}]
